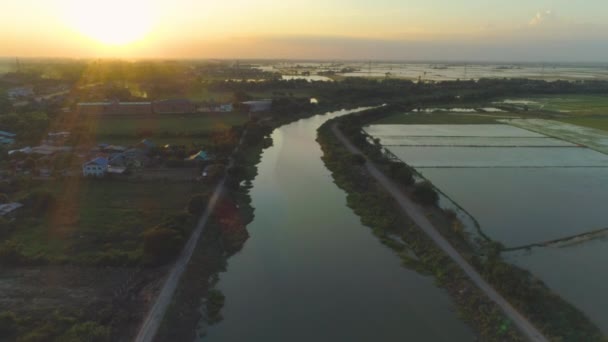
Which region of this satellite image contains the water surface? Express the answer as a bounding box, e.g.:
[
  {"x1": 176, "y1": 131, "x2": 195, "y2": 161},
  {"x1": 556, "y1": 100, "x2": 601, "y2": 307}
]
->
[{"x1": 201, "y1": 109, "x2": 473, "y2": 341}]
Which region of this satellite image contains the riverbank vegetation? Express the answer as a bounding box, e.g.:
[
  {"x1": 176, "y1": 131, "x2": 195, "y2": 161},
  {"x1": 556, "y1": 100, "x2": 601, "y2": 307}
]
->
[{"x1": 317, "y1": 105, "x2": 605, "y2": 341}]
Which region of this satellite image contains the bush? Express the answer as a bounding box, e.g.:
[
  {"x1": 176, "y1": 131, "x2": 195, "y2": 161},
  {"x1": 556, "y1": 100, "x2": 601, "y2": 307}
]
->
[
  {"x1": 349, "y1": 154, "x2": 366, "y2": 166},
  {"x1": 413, "y1": 181, "x2": 439, "y2": 206},
  {"x1": 143, "y1": 227, "x2": 183, "y2": 263},
  {"x1": 0, "y1": 311, "x2": 18, "y2": 338},
  {"x1": 60, "y1": 321, "x2": 110, "y2": 342},
  {"x1": 0, "y1": 193, "x2": 8, "y2": 204},
  {"x1": 188, "y1": 193, "x2": 209, "y2": 215},
  {"x1": 388, "y1": 162, "x2": 414, "y2": 186}
]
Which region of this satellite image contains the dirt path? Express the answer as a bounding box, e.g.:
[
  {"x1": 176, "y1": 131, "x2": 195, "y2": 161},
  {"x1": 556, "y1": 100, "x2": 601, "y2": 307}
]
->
[
  {"x1": 134, "y1": 178, "x2": 225, "y2": 342},
  {"x1": 331, "y1": 123, "x2": 548, "y2": 342},
  {"x1": 135, "y1": 128, "x2": 247, "y2": 342}
]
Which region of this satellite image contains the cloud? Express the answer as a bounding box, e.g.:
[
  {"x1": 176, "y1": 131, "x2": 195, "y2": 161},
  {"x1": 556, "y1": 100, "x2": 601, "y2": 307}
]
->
[{"x1": 529, "y1": 10, "x2": 557, "y2": 27}]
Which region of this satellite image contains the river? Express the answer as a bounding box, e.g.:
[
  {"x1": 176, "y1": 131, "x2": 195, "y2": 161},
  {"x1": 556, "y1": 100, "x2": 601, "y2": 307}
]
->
[{"x1": 199, "y1": 109, "x2": 474, "y2": 341}]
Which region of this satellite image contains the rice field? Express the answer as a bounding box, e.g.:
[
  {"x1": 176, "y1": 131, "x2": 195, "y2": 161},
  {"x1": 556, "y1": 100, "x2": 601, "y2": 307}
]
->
[
  {"x1": 365, "y1": 119, "x2": 608, "y2": 331},
  {"x1": 496, "y1": 95, "x2": 608, "y2": 115},
  {"x1": 365, "y1": 124, "x2": 544, "y2": 138},
  {"x1": 502, "y1": 119, "x2": 608, "y2": 155},
  {"x1": 376, "y1": 136, "x2": 574, "y2": 147},
  {"x1": 507, "y1": 240, "x2": 608, "y2": 333},
  {"x1": 389, "y1": 146, "x2": 608, "y2": 168}
]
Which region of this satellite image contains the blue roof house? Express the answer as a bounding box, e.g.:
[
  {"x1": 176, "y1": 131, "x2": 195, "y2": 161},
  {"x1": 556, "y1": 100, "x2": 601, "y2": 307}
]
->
[{"x1": 82, "y1": 157, "x2": 109, "y2": 177}]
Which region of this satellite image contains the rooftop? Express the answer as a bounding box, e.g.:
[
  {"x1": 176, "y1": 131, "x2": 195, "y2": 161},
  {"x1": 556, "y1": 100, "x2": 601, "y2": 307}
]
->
[{"x1": 0, "y1": 202, "x2": 23, "y2": 216}]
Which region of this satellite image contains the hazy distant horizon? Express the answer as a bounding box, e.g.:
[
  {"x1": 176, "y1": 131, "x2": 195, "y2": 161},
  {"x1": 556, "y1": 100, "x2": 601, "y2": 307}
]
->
[
  {"x1": 2, "y1": 1, "x2": 608, "y2": 62},
  {"x1": 0, "y1": 56, "x2": 607, "y2": 66}
]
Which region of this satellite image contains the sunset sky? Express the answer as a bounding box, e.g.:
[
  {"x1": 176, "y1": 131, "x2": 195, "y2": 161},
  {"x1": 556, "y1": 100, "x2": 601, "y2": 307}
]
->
[{"x1": 1, "y1": 0, "x2": 607, "y2": 61}]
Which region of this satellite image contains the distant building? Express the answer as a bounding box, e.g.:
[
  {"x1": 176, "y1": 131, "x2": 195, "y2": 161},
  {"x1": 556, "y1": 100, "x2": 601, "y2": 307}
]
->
[
  {"x1": 77, "y1": 99, "x2": 202, "y2": 115},
  {"x1": 7, "y1": 86, "x2": 34, "y2": 99},
  {"x1": 242, "y1": 99, "x2": 272, "y2": 112},
  {"x1": 215, "y1": 104, "x2": 234, "y2": 112},
  {"x1": 0, "y1": 203, "x2": 23, "y2": 217},
  {"x1": 110, "y1": 149, "x2": 150, "y2": 168},
  {"x1": 153, "y1": 99, "x2": 195, "y2": 114},
  {"x1": 136, "y1": 139, "x2": 156, "y2": 150},
  {"x1": 82, "y1": 157, "x2": 108, "y2": 177},
  {"x1": 30, "y1": 145, "x2": 73, "y2": 156},
  {"x1": 0, "y1": 131, "x2": 16, "y2": 145},
  {"x1": 186, "y1": 150, "x2": 211, "y2": 161},
  {"x1": 77, "y1": 101, "x2": 153, "y2": 115},
  {"x1": 0, "y1": 131, "x2": 16, "y2": 138},
  {"x1": 0, "y1": 137, "x2": 14, "y2": 145}
]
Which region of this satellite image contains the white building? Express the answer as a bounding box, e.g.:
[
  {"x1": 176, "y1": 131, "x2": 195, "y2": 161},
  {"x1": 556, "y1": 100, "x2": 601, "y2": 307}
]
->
[
  {"x1": 0, "y1": 203, "x2": 23, "y2": 217},
  {"x1": 242, "y1": 99, "x2": 272, "y2": 112},
  {"x1": 82, "y1": 157, "x2": 109, "y2": 177}
]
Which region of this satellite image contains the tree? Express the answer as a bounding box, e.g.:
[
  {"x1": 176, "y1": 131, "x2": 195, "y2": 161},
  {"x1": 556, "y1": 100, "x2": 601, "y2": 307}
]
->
[{"x1": 188, "y1": 193, "x2": 209, "y2": 215}]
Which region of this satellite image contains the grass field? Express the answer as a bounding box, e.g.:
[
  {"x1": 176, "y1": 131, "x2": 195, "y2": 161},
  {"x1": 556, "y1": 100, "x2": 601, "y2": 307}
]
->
[
  {"x1": 11, "y1": 181, "x2": 205, "y2": 263},
  {"x1": 78, "y1": 113, "x2": 248, "y2": 145},
  {"x1": 497, "y1": 95, "x2": 608, "y2": 115},
  {"x1": 557, "y1": 117, "x2": 608, "y2": 132}
]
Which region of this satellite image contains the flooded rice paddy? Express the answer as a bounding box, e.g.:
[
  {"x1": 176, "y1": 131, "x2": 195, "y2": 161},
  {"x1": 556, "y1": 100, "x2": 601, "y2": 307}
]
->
[{"x1": 365, "y1": 121, "x2": 608, "y2": 332}]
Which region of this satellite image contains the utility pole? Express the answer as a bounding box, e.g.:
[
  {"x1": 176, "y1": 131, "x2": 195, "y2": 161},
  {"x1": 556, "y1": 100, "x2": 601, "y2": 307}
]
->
[{"x1": 541, "y1": 63, "x2": 545, "y2": 79}]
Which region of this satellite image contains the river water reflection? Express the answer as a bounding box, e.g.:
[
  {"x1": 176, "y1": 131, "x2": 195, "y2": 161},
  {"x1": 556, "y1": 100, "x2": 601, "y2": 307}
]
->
[{"x1": 200, "y1": 109, "x2": 473, "y2": 341}]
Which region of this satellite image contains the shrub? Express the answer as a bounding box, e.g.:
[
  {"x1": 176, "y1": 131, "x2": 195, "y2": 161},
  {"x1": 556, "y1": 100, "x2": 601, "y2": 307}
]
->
[
  {"x1": 188, "y1": 193, "x2": 209, "y2": 215},
  {"x1": 0, "y1": 311, "x2": 18, "y2": 338},
  {"x1": 60, "y1": 321, "x2": 110, "y2": 342},
  {"x1": 143, "y1": 227, "x2": 183, "y2": 263},
  {"x1": 413, "y1": 181, "x2": 439, "y2": 206},
  {"x1": 349, "y1": 154, "x2": 366, "y2": 165},
  {"x1": 388, "y1": 162, "x2": 414, "y2": 186}
]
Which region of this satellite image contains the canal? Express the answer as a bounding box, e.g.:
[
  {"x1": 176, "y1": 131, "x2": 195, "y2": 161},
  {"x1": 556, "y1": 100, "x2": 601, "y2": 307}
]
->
[{"x1": 200, "y1": 109, "x2": 473, "y2": 341}]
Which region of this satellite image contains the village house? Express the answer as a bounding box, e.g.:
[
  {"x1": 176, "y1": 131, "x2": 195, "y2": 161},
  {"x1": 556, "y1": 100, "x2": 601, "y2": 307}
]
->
[
  {"x1": 0, "y1": 130, "x2": 16, "y2": 145},
  {"x1": 213, "y1": 103, "x2": 234, "y2": 112},
  {"x1": 7, "y1": 86, "x2": 34, "y2": 100},
  {"x1": 242, "y1": 99, "x2": 272, "y2": 112},
  {"x1": 82, "y1": 157, "x2": 108, "y2": 177},
  {"x1": 186, "y1": 150, "x2": 211, "y2": 162},
  {"x1": 0, "y1": 203, "x2": 23, "y2": 218}
]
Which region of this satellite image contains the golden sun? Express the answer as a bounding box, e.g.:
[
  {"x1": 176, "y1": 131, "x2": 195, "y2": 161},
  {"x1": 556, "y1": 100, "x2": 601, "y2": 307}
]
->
[{"x1": 63, "y1": 0, "x2": 156, "y2": 45}]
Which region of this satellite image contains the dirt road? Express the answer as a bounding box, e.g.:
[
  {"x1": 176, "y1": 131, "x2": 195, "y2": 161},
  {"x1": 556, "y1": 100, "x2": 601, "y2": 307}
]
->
[{"x1": 331, "y1": 123, "x2": 548, "y2": 342}]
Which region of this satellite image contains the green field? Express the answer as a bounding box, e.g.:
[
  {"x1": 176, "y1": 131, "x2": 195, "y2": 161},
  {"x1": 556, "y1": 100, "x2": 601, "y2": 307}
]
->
[
  {"x1": 498, "y1": 95, "x2": 608, "y2": 115},
  {"x1": 10, "y1": 181, "x2": 204, "y2": 263},
  {"x1": 80, "y1": 113, "x2": 248, "y2": 145},
  {"x1": 557, "y1": 117, "x2": 608, "y2": 132}
]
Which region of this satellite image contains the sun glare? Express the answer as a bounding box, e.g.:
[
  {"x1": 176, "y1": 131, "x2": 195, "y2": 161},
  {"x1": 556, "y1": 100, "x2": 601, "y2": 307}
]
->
[{"x1": 63, "y1": 0, "x2": 156, "y2": 45}]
